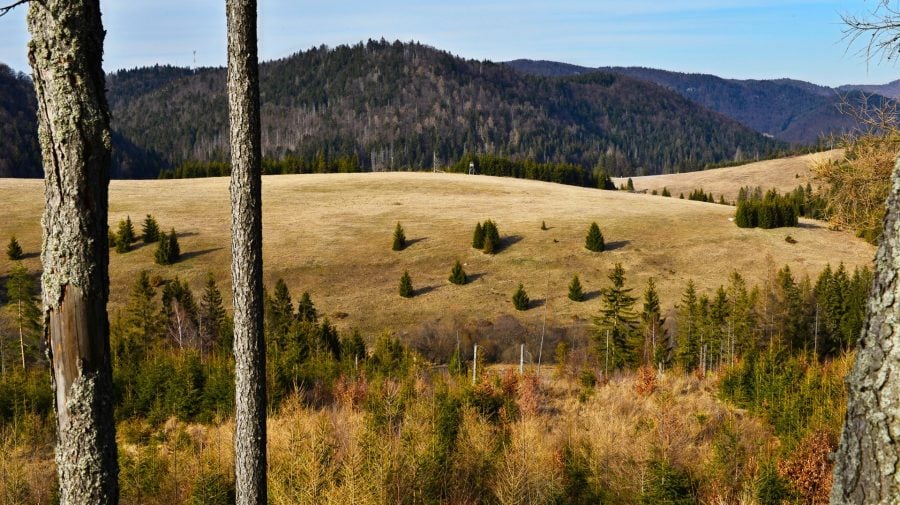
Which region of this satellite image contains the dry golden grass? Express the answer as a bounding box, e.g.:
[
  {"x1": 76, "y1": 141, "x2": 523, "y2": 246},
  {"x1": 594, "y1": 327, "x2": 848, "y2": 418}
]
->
[
  {"x1": 613, "y1": 150, "x2": 843, "y2": 202},
  {"x1": 0, "y1": 169, "x2": 872, "y2": 338}
]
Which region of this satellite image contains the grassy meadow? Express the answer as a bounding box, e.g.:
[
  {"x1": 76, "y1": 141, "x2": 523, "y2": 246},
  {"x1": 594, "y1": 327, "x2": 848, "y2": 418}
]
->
[{"x1": 0, "y1": 166, "x2": 873, "y2": 343}]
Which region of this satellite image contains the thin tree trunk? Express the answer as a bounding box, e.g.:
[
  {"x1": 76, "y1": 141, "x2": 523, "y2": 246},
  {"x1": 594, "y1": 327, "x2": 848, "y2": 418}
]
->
[
  {"x1": 18, "y1": 300, "x2": 25, "y2": 371},
  {"x1": 26, "y1": 0, "x2": 118, "y2": 503},
  {"x1": 227, "y1": 0, "x2": 267, "y2": 503},
  {"x1": 831, "y1": 159, "x2": 900, "y2": 503}
]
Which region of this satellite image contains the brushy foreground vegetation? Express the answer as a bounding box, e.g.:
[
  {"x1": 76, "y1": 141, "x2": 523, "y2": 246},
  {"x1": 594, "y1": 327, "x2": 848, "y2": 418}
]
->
[
  {"x1": 0, "y1": 354, "x2": 849, "y2": 505},
  {"x1": 0, "y1": 264, "x2": 861, "y2": 504}
]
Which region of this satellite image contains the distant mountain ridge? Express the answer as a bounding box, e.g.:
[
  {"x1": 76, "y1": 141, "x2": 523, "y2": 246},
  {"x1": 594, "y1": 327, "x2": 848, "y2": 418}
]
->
[
  {"x1": 1, "y1": 41, "x2": 786, "y2": 179},
  {"x1": 505, "y1": 59, "x2": 888, "y2": 145}
]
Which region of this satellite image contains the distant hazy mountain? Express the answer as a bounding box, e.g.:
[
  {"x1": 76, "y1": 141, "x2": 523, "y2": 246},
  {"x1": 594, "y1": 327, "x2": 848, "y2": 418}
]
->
[
  {"x1": 838, "y1": 79, "x2": 900, "y2": 99},
  {"x1": 0, "y1": 41, "x2": 784, "y2": 179},
  {"x1": 506, "y1": 60, "x2": 883, "y2": 145}
]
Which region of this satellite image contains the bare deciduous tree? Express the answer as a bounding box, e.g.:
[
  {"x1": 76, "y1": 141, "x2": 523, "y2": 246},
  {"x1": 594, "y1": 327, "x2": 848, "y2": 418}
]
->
[{"x1": 227, "y1": 0, "x2": 267, "y2": 503}]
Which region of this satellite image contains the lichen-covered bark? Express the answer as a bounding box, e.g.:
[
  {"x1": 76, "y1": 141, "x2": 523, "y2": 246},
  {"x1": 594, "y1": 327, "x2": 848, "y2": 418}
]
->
[
  {"x1": 26, "y1": 0, "x2": 118, "y2": 503},
  {"x1": 227, "y1": 1, "x2": 267, "y2": 504},
  {"x1": 831, "y1": 158, "x2": 900, "y2": 504}
]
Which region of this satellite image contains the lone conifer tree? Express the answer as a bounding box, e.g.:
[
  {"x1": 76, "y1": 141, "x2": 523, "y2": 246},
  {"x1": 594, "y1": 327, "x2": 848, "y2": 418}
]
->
[
  {"x1": 585, "y1": 222, "x2": 605, "y2": 252},
  {"x1": 568, "y1": 274, "x2": 585, "y2": 302},
  {"x1": 297, "y1": 291, "x2": 318, "y2": 323},
  {"x1": 168, "y1": 228, "x2": 181, "y2": 262},
  {"x1": 115, "y1": 216, "x2": 135, "y2": 253},
  {"x1": 154, "y1": 232, "x2": 171, "y2": 265},
  {"x1": 6, "y1": 236, "x2": 23, "y2": 260},
  {"x1": 392, "y1": 222, "x2": 406, "y2": 251},
  {"x1": 23, "y1": 0, "x2": 120, "y2": 499},
  {"x1": 626, "y1": 178, "x2": 635, "y2": 191},
  {"x1": 142, "y1": 214, "x2": 161, "y2": 243},
  {"x1": 512, "y1": 283, "x2": 530, "y2": 310},
  {"x1": 449, "y1": 260, "x2": 468, "y2": 285},
  {"x1": 6, "y1": 263, "x2": 41, "y2": 370},
  {"x1": 399, "y1": 271, "x2": 414, "y2": 298},
  {"x1": 594, "y1": 263, "x2": 638, "y2": 369},
  {"x1": 482, "y1": 219, "x2": 501, "y2": 254},
  {"x1": 472, "y1": 222, "x2": 485, "y2": 249},
  {"x1": 541, "y1": 221, "x2": 548, "y2": 231}
]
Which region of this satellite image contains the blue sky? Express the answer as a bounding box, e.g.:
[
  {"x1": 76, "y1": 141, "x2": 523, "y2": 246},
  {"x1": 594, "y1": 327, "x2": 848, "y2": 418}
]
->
[{"x1": 0, "y1": 0, "x2": 896, "y2": 86}]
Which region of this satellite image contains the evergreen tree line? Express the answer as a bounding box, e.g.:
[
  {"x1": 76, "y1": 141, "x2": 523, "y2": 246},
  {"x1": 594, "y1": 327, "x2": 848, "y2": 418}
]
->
[
  {"x1": 735, "y1": 185, "x2": 826, "y2": 229},
  {"x1": 571, "y1": 262, "x2": 871, "y2": 374}
]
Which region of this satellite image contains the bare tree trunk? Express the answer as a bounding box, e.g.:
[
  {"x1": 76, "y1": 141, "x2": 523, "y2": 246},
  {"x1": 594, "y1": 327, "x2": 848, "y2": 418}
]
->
[
  {"x1": 831, "y1": 159, "x2": 900, "y2": 504},
  {"x1": 18, "y1": 300, "x2": 25, "y2": 371},
  {"x1": 227, "y1": 1, "x2": 267, "y2": 503},
  {"x1": 26, "y1": 0, "x2": 118, "y2": 503}
]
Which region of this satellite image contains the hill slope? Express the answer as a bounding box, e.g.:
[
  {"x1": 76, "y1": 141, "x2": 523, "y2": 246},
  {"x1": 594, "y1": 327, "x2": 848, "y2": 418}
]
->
[
  {"x1": 0, "y1": 172, "x2": 873, "y2": 341},
  {"x1": 506, "y1": 60, "x2": 877, "y2": 145},
  {"x1": 1, "y1": 41, "x2": 784, "y2": 178},
  {"x1": 612, "y1": 149, "x2": 842, "y2": 202}
]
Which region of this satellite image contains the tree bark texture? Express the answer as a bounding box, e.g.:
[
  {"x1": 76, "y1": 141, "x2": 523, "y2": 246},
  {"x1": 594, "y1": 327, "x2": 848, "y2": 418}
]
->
[
  {"x1": 831, "y1": 158, "x2": 900, "y2": 504},
  {"x1": 26, "y1": 0, "x2": 118, "y2": 503},
  {"x1": 227, "y1": 1, "x2": 267, "y2": 504}
]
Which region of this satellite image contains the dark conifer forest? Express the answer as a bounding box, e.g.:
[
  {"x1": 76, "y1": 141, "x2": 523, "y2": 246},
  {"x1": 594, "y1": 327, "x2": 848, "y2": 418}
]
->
[{"x1": 1, "y1": 41, "x2": 790, "y2": 179}]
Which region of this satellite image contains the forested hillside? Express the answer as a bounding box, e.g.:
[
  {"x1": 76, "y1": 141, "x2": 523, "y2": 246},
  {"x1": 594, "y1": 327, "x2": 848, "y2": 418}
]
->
[
  {"x1": 507, "y1": 60, "x2": 881, "y2": 145},
  {"x1": 1, "y1": 41, "x2": 785, "y2": 178},
  {"x1": 0, "y1": 65, "x2": 39, "y2": 178}
]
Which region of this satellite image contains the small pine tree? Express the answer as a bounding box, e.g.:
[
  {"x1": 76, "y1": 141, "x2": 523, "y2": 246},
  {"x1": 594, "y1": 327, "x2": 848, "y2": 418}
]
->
[
  {"x1": 297, "y1": 291, "x2": 318, "y2": 323},
  {"x1": 449, "y1": 260, "x2": 467, "y2": 285},
  {"x1": 512, "y1": 283, "x2": 530, "y2": 310},
  {"x1": 6, "y1": 236, "x2": 23, "y2": 260},
  {"x1": 154, "y1": 229, "x2": 180, "y2": 265},
  {"x1": 168, "y1": 228, "x2": 180, "y2": 262},
  {"x1": 108, "y1": 227, "x2": 116, "y2": 249},
  {"x1": 154, "y1": 232, "x2": 171, "y2": 264},
  {"x1": 568, "y1": 275, "x2": 585, "y2": 302},
  {"x1": 627, "y1": 178, "x2": 635, "y2": 191},
  {"x1": 142, "y1": 214, "x2": 161, "y2": 243},
  {"x1": 585, "y1": 222, "x2": 605, "y2": 252},
  {"x1": 115, "y1": 217, "x2": 135, "y2": 253},
  {"x1": 482, "y1": 220, "x2": 500, "y2": 254},
  {"x1": 472, "y1": 222, "x2": 485, "y2": 249},
  {"x1": 662, "y1": 187, "x2": 671, "y2": 197},
  {"x1": 541, "y1": 221, "x2": 548, "y2": 231},
  {"x1": 392, "y1": 222, "x2": 406, "y2": 251},
  {"x1": 399, "y1": 271, "x2": 414, "y2": 298}
]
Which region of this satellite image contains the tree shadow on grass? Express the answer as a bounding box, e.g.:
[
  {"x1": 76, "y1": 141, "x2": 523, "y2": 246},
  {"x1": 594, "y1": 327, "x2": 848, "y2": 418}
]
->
[
  {"x1": 415, "y1": 284, "x2": 439, "y2": 296},
  {"x1": 529, "y1": 298, "x2": 546, "y2": 309},
  {"x1": 605, "y1": 240, "x2": 629, "y2": 251},
  {"x1": 498, "y1": 235, "x2": 523, "y2": 252},
  {"x1": 583, "y1": 290, "x2": 603, "y2": 301},
  {"x1": 179, "y1": 247, "x2": 223, "y2": 262},
  {"x1": 406, "y1": 237, "x2": 427, "y2": 247}
]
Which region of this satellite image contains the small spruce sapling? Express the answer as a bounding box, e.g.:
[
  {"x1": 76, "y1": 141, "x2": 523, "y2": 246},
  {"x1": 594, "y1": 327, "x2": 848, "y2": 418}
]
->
[
  {"x1": 541, "y1": 221, "x2": 548, "y2": 231},
  {"x1": 482, "y1": 220, "x2": 501, "y2": 254},
  {"x1": 392, "y1": 222, "x2": 406, "y2": 251},
  {"x1": 297, "y1": 291, "x2": 318, "y2": 322},
  {"x1": 512, "y1": 283, "x2": 530, "y2": 311},
  {"x1": 6, "y1": 236, "x2": 23, "y2": 260},
  {"x1": 142, "y1": 214, "x2": 161, "y2": 243},
  {"x1": 472, "y1": 222, "x2": 485, "y2": 249},
  {"x1": 399, "y1": 271, "x2": 414, "y2": 298},
  {"x1": 585, "y1": 222, "x2": 605, "y2": 252},
  {"x1": 568, "y1": 275, "x2": 585, "y2": 302},
  {"x1": 449, "y1": 260, "x2": 467, "y2": 285},
  {"x1": 115, "y1": 216, "x2": 135, "y2": 253}
]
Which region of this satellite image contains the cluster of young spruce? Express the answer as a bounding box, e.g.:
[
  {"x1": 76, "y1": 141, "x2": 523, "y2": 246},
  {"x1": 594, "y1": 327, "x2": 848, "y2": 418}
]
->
[
  {"x1": 391, "y1": 221, "x2": 608, "y2": 312},
  {"x1": 109, "y1": 214, "x2": 181, "y2": 264}
]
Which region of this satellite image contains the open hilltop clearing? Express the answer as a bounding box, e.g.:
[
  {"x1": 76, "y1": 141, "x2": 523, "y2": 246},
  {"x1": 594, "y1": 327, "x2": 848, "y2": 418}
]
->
[
  {"x1": 613, "y1": 149, "x2": 843, "y2": 202},
  {"x1": 0, "y1": 169, "x2": 872, "y2": 338}
]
